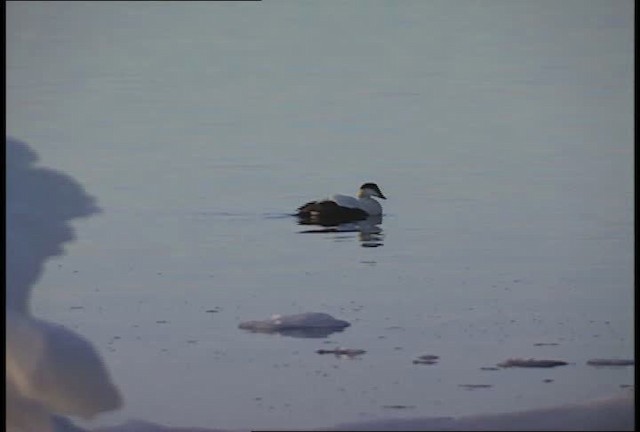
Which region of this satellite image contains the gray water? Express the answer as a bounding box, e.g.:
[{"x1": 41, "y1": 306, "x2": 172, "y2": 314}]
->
[{"x1": 7, "y1": 1, "x2": 634, "y2": 430}]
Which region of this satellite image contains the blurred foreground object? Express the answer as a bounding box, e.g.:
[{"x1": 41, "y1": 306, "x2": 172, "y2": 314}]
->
[{"x1": 6, "y1": 138, "x2": 122, "y2": 432}]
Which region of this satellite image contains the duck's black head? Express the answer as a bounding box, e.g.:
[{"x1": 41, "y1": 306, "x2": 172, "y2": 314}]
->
[{"x1": 359, "y1": 183, "x2": 386, "y2": 199}]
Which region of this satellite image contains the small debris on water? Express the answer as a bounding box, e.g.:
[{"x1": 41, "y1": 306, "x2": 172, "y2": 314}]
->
[
  {"x1": 413, "y1": 354, "x2": 439, "y2": 365},
  {"x1": 586, "y1": 359, "x2": 634, "y2": 367},
  {"x1": 382, "y1": 405, "x2": 415, "y2": 409},
  {"x1": 316, "y1": 348, "x2": 366, "y2": 358},
  {"x1": 498, "y1": 358, "x2": 569, "y2": 368},
  {"x1": 459, "y1": 384, "x2": 493, "y2": 390},
  {"x1": 543, "y1": 379, "x2": 554, "y2": 383},
  {"x1": 418, "y1": 354, "x2": 439, "y2": 360},
  {"x1": 533, "y1": 342, "x2": 559, "y2": 346}
]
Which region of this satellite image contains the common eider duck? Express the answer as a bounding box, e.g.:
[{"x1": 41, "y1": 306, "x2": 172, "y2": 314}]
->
[{"x1": 296, "y1": 183, "x2": 386, "y2": 225}]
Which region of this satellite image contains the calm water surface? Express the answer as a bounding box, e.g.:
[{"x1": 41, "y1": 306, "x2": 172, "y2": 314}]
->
[{"x1": 7, "y1": 1, "x2": 633, "y2": 429}]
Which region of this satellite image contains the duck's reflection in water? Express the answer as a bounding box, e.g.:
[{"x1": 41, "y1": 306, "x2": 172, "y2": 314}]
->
[{"x1": 297, "y1": 215, "x2": 385, "y2": 248}]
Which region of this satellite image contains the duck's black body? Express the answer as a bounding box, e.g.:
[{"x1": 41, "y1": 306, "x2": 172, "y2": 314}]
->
[{"x1": 296, "y1": 201, "x2": 369, "y2": 226}]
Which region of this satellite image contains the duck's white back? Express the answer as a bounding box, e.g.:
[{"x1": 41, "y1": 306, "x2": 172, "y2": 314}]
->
[{"x1": 330, "y1": 194, "x2": 359, "y2": 208}]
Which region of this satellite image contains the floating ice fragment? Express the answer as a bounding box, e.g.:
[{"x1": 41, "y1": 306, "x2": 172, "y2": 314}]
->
[{"x1": 238, "y1": 312, "x2": 351, "y2": 338}]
